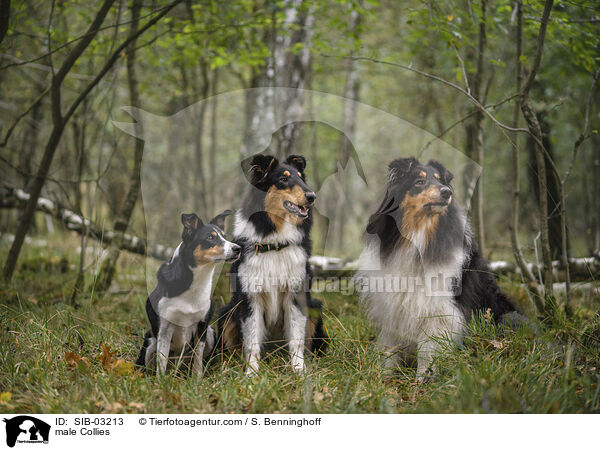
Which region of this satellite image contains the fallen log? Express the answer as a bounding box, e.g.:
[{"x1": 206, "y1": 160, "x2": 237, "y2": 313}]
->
[
  {"x1": 1, "y1": 183, "x2": 174, "y2": 261},
  {"x1": 309, "y1": 254, "x2": 600, "y2": 282}
]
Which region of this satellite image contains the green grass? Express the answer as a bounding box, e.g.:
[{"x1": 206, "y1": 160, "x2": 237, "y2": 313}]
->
[{"x1": 0, "y1": 234, "x2": 599, "y2": 413}]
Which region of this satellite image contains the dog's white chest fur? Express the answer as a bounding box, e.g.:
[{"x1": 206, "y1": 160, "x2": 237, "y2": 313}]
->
[
  {"x1": 357, "y1": 238, "x2": 466, "y2": 347},
  {"x1": 234, "y1": 211, "x2": 307, "y2": 327},
  {"x1": 157, "y1": 264, "x2": 214, "y2": 344}
]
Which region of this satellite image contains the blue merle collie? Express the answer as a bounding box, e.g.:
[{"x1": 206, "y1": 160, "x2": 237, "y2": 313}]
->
[
  {"x1": 135, "y1": 211, "x2": 241, "y2": 376},
  {"x1": 218, "y1": 154, "x2": 327, "y2": 376},
  {"x1": 357, "y1": 157, "x2": 519, "y2": 377}
]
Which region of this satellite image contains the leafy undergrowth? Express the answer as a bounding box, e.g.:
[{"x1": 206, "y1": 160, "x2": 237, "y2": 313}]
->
[{"x1": 0, "y1": 239, "x2": 599, "y2": 413}]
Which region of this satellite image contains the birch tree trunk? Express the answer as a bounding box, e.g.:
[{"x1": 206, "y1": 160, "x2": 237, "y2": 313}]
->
[
  {"x1": 273, "y1": 0, "x2": 314, "y2": 158},
  {"x1": 334, "y1": 9, "x2": 361, "y2": 253},
  {"x1": 242, "y1": 0, "x2": 313, "y2": 160},
  {"x1": 209, "y1": 68, "x2": 219, "y2": 214}
]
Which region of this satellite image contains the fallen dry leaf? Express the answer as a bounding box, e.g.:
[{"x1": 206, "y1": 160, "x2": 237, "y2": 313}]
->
[
  {"x1": 97, "y1": 343, "x2": 135, "y2": 376},
  {"x1": 111, "y1": 359, "x2": 134, "y2": 376},
  {"x1": 65, "y1": 351, "x2": 90, "y2": 371},
  {"x1": 99, "y1": 345, "x2": 117, "y2": 371},
  {"x1": 0, "y1": 392, "x2": 12, "y2": 404}
]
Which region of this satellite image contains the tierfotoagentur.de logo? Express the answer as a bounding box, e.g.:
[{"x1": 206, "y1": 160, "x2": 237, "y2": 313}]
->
[{"x1": 3, "y1": 416, "x2": 50, "y2": 447}]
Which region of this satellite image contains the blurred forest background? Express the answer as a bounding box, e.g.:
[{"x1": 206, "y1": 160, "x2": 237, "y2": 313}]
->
[{"x1": 0, "y1": 0, "x2": 599, "y2": 312}]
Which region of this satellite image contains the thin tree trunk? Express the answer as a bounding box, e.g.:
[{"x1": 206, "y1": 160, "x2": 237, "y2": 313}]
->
[
  {"x1": 16, "y1": 96, "x2": 43, "y2": 235},
  {"x1": 334, "y1": 9, "x2": 361, "y2": 253},
  {"x1": 192, "y1": 62, "x2": 209, "y2": 215},
  {"x1": 558, "y1": 188, "x2": 571, "y2": 313},
  {"x1": 94, "y1": 0, "x2": 144, "y2": 293},
  {"x1": 521, "y1": 100, "x2": 554, "y2": 303},
  {"x1": 509, "y1": 1, "x2": 540, "y2": 313},
  {"x1": 465, "y1": 0, "x2": 487, "y2": 254},
  {"x1": 70, "y1": 223, "x2": 89, "y2": 305},
  {"x1": 242, "y1": 69, "x2": 267, "y2": 159},
  {"x1": 209, "y1": 68, "x2": 219, "y2": 214},
  {"x1": 519, "y1": 0, "x2": 555, "y2": 306},
  {"x1": 68, "y1": 100, "x2": 90, "y2": 305},
  {"x1": 70, "y1": 97, "x2": 89, "y2": 215},
  {"x1": 509, "y1": 0, "x2": 535, "y2": 283},
  {"x1": 594, "y1": 137, "x2": 600, "y2": 251},
  {"x1": 582, "y1": 159, "x2": 593, "y2": 255},
  {"x1": 0, "y1": 0, "x2": 10, "y2": 47}
]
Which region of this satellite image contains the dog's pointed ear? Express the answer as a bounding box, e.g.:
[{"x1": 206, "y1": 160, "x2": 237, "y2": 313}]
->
[
  {"x1": 427, "y1": 160, "x2": 454, "y2": 185},
  {"x1": 181, "y1": 213, "x2": 201, "y2": 240},
  {"x1": 242, "y1": 153, "x2": 278, "y2": 186},
  {"x1": 210, "y1": 209, "x2": 233, "y2": 230},
  {"x1": 388, "y1": 157, "x2": 418, "y2": 182},
  {"x1": 285, "y1": 154, "x2": 306, "y2": 172}
]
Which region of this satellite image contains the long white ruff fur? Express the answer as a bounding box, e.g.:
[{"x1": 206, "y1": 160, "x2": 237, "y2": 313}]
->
[{"x1": 356, "y1": 214, "x2": 470, "y2": 376}]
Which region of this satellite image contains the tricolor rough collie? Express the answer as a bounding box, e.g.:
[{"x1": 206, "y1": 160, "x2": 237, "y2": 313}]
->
[
  {"x1": 218, "y1": 154, "x2": 327, "y2": 376},
  {"x1": 356, "y1": 157, "x2": 520, "y2": 377}
]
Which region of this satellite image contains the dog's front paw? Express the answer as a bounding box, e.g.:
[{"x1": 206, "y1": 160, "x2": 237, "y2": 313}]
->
[
  {"x1": 290, "y1": 356, "x2": 305, "y2": 374},
  {"x1": 415, "y1": 367, "x2": 434, "y2": 384},
  {"x1": 245, "y1": 358, "x2": 260, "y2": 377}
]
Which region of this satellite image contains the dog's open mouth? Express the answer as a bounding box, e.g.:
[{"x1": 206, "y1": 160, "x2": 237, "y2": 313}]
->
[{"x1": 283, "y1": 200, "x2": 309, "y2": 218}]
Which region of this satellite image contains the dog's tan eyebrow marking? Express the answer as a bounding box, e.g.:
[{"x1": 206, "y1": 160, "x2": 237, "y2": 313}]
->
[
  {"x1": 283, "y1": 170, "x2": 290, "y2": 177},
  {"x1": 211, "y1": 231, "x2": 217, "y2": 237},
  {"x1": 434, "y1": 173, "x2": 440, "y2": 180},
  {"x1": 419, "y1": 171, "x2": 426, "y2": 178}
]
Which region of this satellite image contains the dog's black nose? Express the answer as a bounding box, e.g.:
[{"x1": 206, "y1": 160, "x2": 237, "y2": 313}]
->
[
  {"x1": 440, "y1": 187, "x2": 452, "y2": 200},
  {"x1": 305, "y1": 191, "x2": 316, "y2": 204},
  {"x1": 232, "y1": 244, "x2": 241, "y2": 254}
]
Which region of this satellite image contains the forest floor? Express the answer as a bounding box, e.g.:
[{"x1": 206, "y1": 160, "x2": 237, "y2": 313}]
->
[{"x1": 1, "y1": 233, "x2": 599, "y2": 413}]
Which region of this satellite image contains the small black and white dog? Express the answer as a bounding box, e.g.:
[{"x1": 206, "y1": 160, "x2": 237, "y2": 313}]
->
[
  {"x1": 135, "y1": 211, "x2": 240, "y2": 376},
  {"x1": 357, "y1": 157, "x2": 519, "y2": 377},
  {"x1": 218, "y1": 154, "x2": 327, "y2": 376}
]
